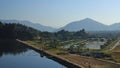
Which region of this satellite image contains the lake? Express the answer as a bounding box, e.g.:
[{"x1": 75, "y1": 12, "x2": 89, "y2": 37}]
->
[
  {"x1": 85, "y1": 41, "x2": 105, "y2": 49},
  {"x1": 0, "y1": 41, "x2": 66, "y2": 68}
]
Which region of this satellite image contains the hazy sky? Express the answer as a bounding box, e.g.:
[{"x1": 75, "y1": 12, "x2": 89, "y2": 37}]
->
[{"x1": 0, "y1": 0, "x2": 120, "y2": 28}]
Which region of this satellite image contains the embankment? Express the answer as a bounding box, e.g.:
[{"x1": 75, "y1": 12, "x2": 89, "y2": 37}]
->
[{"x1": 16, "y1": 39, "x2": 84, "y2": 68}]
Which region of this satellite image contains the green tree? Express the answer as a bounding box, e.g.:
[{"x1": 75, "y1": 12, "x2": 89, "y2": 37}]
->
[
  {"x1": 68, "y1": 45, "x2": 75, "y2": 53},
  {"x1": 49, "y1": 39, "x2": 60, "y2": 48}
]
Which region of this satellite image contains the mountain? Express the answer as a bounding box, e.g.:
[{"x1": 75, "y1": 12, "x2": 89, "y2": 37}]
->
[
  {"x1": 109, "y1": 23, "x2": 120, "y2": 31},
  {"x1": 1, "y1": 18, "x2": 120, "y2": 32},
  {"x1": 58, "y1": 18, "x2": 108, "y2": 31},
  {"x1": 0, "y1": 19, "x2": 56, "y2": 32}
]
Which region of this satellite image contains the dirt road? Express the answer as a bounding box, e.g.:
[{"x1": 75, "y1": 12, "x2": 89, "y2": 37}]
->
[
  {"x1": 60, "y1": 54, "x2": 120, "y2": 68},
  {"x1": 109, "y1": 40, "x2": 120, "y2": 51}
]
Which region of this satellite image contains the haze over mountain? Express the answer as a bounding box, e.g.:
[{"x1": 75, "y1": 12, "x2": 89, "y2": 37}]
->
[
  {"x1": 58, "y1": 18, "x2": 120, "y2": 31},
  {"x1": 0, "y1": 19, "x2": 56, "y2": 32},
  {"x1": 58, "y1": 18, "x2": 107, "y2": 31},
  {"x1": 109, "y1": 23, "x2": 120, "y2": 31},
  {"x1": 0, "y1": 18, "x2": 120, "y2": 32}
]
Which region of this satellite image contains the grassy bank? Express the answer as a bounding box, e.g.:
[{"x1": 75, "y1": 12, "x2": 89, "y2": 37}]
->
[{"x1": 26, "y1": 40, "x2": 68, "y2": 54}]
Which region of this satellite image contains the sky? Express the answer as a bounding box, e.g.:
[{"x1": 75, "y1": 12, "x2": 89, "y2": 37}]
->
[{"x1": 0, "y1": 0, "x2": 120, "y2": 28}]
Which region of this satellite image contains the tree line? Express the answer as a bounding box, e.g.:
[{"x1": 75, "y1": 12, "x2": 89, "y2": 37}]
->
[
  {"x1": 0, "y1": 22, "x2": 89, "y2": 41},
  {"x1": 0, "y1": 22, "x2": 40, "y2": 40}
]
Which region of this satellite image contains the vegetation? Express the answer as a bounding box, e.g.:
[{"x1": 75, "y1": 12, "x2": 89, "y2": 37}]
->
[
  {"x1": 1, "y1": 21, "x2": 120, "y2": 63},
  {"x1": 0, "y1": 22, "x2": 41, "y2": 40},
  {"x1": 112, "y1": 55, "x2": 120, "y2": 63},
  {"x1": 0, "y1": 22, "x2": 15, "y2": 39},
  {"x1": 15, "y1": 23, "x2": 41, "y2": 40}
]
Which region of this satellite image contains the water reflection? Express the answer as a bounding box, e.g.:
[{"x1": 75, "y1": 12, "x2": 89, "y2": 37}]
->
[
  {"x1": 0, "y1": 40, "x2": 47, "y2": 58},
  {"x1": 0, "y1": 40, "x2": 28, "y2": 58},
  {"x1": 0, "y1": 40, "x2": 66, "y2": 68}
]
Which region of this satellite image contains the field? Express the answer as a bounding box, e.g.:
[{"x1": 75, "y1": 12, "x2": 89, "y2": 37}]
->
[
  {"x1": 25, "y1": 40, "x2": 120, "y2": 68},
  {"x1": 60, "y1": 54, "x2": 120, "y2": 68},
  {"x1": 110, "y1": 43, "x2": 120, "y2": 63},
  {"x1": 111, "y1": 44, "x2": 120, "y2": 52}
]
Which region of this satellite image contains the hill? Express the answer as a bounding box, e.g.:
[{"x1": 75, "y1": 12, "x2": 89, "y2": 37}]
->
[{"x1": 0, "y1": 19, "x2": 56, "y2": 32}]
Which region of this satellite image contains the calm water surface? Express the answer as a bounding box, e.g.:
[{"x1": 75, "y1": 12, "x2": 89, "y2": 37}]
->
[{"x1": 0, "y1": 41, "x2": 66, "y2": 68}]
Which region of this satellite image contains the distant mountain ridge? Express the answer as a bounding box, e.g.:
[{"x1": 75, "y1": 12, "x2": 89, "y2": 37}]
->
[
  {"x1": 57, "y1": 18, "x2": 120, "y2": 31},
  {"x1": 0, "y1": 19, "x2": 56, "y2": 32},
  {"x1": 1, "y1": 18, "x2": 120, "y2": 32},
  {"x1": 109, "y1": 23, "x2": 120, "y2": 31},
  {"x1": 58, "y1": 18, "x2": 107, "y2": 31}
]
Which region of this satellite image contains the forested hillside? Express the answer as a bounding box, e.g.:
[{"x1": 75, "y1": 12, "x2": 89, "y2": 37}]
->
[
  {"x1": 0, "y1": 22, "x2": 41, "y2": 40},
  {"x1": 0, "y1": 22, "x2": 89, "y2": 41}
]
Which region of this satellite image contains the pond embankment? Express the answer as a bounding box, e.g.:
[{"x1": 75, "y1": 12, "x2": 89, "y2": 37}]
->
[
  {"x1": 16, "y1": 39, "x2": 84, "y2": 68},
  {"x1": 16, "y1": 39, "x2": 120, "y2": 68}
]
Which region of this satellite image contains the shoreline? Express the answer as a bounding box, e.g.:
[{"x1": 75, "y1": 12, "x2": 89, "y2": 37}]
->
[
  {"x1": 16, "y1": 39, "x2": 84, "y2": 68},
  {"x1": 16, "y1": 39, "x2": 120, "y2": 68}
]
